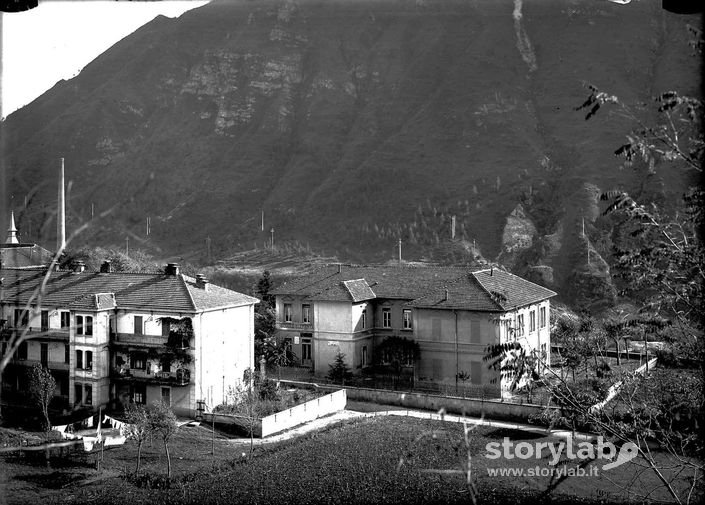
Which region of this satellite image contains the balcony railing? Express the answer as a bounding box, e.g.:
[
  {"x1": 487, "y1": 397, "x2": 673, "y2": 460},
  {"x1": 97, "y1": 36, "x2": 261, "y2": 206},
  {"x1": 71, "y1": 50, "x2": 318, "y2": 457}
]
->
[
  {"x1": 276, "y1": 320, "x2": 313, "y2": 331},
  {"x1": 112, "y1": 333, "x2": 167, "y2": 347},
  {"x1": 1, "y1": 327, "x2": 69, "y2": 340},
  {"x1": 112, "y1": 367, "x2": 191, "y2": 386}
]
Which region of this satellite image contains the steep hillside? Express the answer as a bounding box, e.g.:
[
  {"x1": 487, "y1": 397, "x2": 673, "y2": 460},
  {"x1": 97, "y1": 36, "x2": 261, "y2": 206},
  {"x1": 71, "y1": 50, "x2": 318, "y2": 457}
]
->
[{"x1": 1, "y1": 0, "x2": 700, "y2": 305}]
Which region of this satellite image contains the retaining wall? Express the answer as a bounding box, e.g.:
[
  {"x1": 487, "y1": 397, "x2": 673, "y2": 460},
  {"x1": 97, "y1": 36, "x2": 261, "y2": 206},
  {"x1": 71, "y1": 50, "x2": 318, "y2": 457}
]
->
[
  {"x1": 280, "y1": 380, "x2": 555, "y2": 423},
  {"x1": 202, "y1": 389, "x2": 347, "y2": 438}
]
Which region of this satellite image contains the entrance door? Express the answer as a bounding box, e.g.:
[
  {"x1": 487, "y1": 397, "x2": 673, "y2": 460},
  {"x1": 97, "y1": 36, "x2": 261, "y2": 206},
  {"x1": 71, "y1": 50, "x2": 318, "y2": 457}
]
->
[
  {"x1": 40, "y1": 343, "x2": 48, "y2": 367},
  {"x1": 161, "y1": 387, "x2": 171, "y2": 406},
  {"x1": 301, "y1": 335, "x2": 312, "y2": 367}
]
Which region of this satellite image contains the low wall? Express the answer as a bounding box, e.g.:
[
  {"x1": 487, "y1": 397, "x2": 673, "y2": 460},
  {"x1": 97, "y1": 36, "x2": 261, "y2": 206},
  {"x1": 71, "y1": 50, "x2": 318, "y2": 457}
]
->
[
  {"x1": 280, "y1": 380, "x2": 554, "y2": 423},
  {"x1": 261, "y1": 389, "x2": 347, "y2": 437},
  {"x1": 202, "y1": 389, "x2": 347, "y2": 438}
]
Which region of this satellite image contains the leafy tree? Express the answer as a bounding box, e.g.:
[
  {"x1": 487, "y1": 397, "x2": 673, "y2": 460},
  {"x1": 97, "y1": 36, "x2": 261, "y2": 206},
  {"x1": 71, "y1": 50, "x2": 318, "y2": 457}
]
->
[
  {"x1": 484, "y1": 342, "x2": 541, "y2": 399},
  {"x1": 123, "y1": 403, "x2": 151, "y2": 475},
  {"x1": 374, "y1": 336, "x2": 420, "y2": 387},
  {"x1": 530, "y1": 80, "x2": 705, "y2": 504},
  {"x1": 59, "y1": 246, "x2": 159, "y2": 272},
  {"x1": 253, "y1": 271, "x2": 277, "y2": 362},
  {"x1": 149, "y1": 401, "x2": 178, "y2": 479},
  {"x1": 327, "y1": 352, "x2": 352, "y2": 386},
  {"x1": 222, "y1": 371, "x2": 271, "y2": 459},
  {"x1": 27, "y1": 363, "x2": 56, "y2": 432}
]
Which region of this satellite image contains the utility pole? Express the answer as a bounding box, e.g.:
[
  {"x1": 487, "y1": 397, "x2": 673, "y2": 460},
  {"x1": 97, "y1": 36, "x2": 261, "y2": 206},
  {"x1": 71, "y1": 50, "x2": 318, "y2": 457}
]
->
[
  {"x1": 398, "y1": 238, "x2": 402, "y2": 264},
  {"x1": 451, "y1": 215, "x2": 456, "y2": 240},
  {"x1": 270, "y1": 228, "x2": 275, "y2": 249},
  {"x1": 261, "y1": 210, "x2": 264, "y2": 231},
  {"x1": 125, "y1": 236, "x2": 129, "y2": 257},
  {"x1": 146, "y1": 217, "x2": 150, "y2": 236}
]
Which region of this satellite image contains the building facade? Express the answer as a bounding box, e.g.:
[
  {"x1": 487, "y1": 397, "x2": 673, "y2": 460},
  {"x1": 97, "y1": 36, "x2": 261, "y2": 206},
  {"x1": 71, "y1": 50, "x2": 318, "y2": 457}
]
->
[
  {"x1": 0, "y1": 263, "x2": 258, "y2": 418},
  {"x1": 271, "y1": 265, "x2": 556, "y2": 396}
]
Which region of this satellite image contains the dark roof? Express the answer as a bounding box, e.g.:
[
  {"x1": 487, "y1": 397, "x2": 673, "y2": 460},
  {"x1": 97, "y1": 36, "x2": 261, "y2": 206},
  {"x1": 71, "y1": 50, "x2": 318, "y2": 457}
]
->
[
  {"x1": 0, "y1": 244, "x2": 54, "y2": 268},
  {"x1": 271, "y1": 265, "x2": 468, "y2": 301},
  {"x1": 0, "y1": 268, "x2": 258, "y2": 313},
  {"x1": 409, "y1": 268, "x2": 557, "y2": 311}
]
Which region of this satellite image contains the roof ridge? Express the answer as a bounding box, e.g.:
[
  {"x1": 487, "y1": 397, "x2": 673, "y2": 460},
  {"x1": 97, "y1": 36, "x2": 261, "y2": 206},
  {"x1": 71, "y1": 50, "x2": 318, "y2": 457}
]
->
[
  {"x1": 467, "y1": 271, "x2": 506, "y2": 310},
  {"x1": 179, "y1": 274, "x2": 198, "y2": 311}
]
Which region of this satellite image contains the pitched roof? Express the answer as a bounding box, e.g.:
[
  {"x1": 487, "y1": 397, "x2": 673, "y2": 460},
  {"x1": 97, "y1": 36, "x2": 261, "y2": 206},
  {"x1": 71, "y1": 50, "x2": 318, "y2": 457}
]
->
[
  {"x1": 271, "y1": 265, "x2": 468, "y2": 301},
  {"x1": 408, "y1": 268, "x2": 557, "y2": 311},
  {"x1": 0, "y1": 268, "x2": 258, "y2": 313}
]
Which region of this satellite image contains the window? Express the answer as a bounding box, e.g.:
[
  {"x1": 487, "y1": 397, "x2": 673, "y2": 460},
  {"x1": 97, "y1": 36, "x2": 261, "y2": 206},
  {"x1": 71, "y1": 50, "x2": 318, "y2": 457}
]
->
[
  {"x1": 41, "y1": 311, "x2": 49, "y2": 331},
  {"x1": 131, "y1": 354, "x2": 146, "y2": 370},
  {"x1": 76, "y1": 350, "x2": 83, "y2": 369},
  {"x1": 84, "y1": 385, "x2": 92, "y2": 405},
  {"x1": 65, "y1": 344, "x2": 70, "y2": 364},
  {"x1": 540, "y1": 307, "x2": 546, "y2": 328},
  {"x1": 362, "y1": 345, "x2": 368, "y2": 367},
  {"x1": 60, "y1": 312, "x2": 70, "y2": 329},
  {"x1": 284, "y1": 304, "x2": 292, "y2": 323},
  {"x1": 517, "y1": 314, "x2": 525, "y2": 337},
  {"x1": 74, "y1": 384, "x2": 83, "y2": 405},
  {"x1": 302, "y1": 304, "x2": 311, "y2": 324},
  {"x1": 162, "y1": 319, "x2": 171, "y2": 337},
  {"x1": 17, "y1": 341, "x2": 27, "y2": 360},
  {"x1": 85, "y1": 351, "x2": 93, "y2": 370},
  {"x1": 14, "y1": 309, "x2": 28, "y2": 328},
  {"x1": 85, "y1": 316, "x2": 93, "y2": 336},
  {"x1": 402, "y1": 309, "x2": 412, "y2": 330},
  {"x1": 382, "y1": 308, "x2": 391, "y2": 328},
  {"x1": 133, "y1": 385, "x2": 146, "y2": 404},
  {"x1": 361, "y1": 309, "x2": 367, "y2": 329},
  {"x1": 134, "y1": 316, "x2": 143, "y2": 335},
  {"x1": 529, "y1": 310, "x2": 536, "y2": 333},
  {"x1": 76, "y1": 315, "x2": 83, "y2": 335}
]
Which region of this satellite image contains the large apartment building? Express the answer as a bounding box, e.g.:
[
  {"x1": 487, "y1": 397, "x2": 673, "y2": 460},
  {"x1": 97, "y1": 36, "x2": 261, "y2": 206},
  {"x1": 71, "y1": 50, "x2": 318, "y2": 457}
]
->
[
  {"x1": 0, "y1": 262, "x2": 258, "y2": 417},
  {"x1": 271, "y1": 265, "x2": 556, "y2": 396}
]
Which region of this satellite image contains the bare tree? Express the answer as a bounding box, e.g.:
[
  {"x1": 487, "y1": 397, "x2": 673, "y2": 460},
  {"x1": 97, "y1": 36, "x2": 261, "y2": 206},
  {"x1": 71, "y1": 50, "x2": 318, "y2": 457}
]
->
[
  {"x1": 124, "y1": 403, "x2": 151, "y2": 475},
  {"x1": 27, "y1": 363, "x2": 56, "y2": 432},
  {"x1": 149, "y1": 400, "x2": 179, "y2": 479}
]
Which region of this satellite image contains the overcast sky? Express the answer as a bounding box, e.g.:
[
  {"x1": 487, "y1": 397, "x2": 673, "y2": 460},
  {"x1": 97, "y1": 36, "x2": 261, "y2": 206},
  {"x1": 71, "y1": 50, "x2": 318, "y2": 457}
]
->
[{"x1": 1, "y1": 0, "x2": 210, "y2": 119}]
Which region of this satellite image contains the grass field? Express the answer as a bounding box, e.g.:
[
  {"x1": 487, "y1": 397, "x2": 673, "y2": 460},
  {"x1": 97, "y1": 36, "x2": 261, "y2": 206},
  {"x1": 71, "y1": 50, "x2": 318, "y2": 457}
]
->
[{"x1": 1, "y1": 415, "x2": 700, "y2": 505}]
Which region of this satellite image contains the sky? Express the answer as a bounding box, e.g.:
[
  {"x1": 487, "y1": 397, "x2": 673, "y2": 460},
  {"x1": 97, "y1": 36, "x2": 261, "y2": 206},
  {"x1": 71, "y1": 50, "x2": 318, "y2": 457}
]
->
[{"x1": 1, "y1": 0, "x2": 210, "y2": 119}]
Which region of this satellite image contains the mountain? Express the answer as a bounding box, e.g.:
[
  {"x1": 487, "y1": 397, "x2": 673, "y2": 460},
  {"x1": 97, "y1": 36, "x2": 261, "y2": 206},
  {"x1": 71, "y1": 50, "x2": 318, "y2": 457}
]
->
[{"x1": 1, "y1": 0, "x2": 701, "y2": 307}]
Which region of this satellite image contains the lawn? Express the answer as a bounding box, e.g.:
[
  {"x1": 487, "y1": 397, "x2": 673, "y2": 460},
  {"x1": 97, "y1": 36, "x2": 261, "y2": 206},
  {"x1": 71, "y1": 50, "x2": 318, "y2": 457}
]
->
[{"x1": 1, "y1": 416, "x2": 700, "y2": 505}]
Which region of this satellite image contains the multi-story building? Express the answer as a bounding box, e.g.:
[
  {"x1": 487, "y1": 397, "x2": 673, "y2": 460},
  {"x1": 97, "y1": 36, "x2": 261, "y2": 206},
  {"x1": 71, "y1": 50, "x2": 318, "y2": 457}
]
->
[
  {"x1": 0, "y1": 262, "x2": 258, "y2": 417},
  {"x1": 271, "y1": 264, "x2": 556, "y2": 395}
]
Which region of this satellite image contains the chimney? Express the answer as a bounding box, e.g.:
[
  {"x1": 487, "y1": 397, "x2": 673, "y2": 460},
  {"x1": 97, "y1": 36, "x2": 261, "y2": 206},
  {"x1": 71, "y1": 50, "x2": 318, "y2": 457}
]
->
[
  {"x1": 337, "y1": 264, "x2": 342, "y2": 274},
  {"x1": 165, "y1": 263, "x2": 180, "y2": 276},
  {"x1": 195, "y1": 274, "x2": 209, "y2": 291},
  {"x1": 73, "y1": 260, "x2": 85, "y2": 273},
  {"x1": 490, "y1": 267, "x2": 494, "y2": 276},
  {"x1": 57, "y1": 158, "x2": 66, "y2": 252},
  {"x1": 100, "y1": 260, "x2": 112, "y2": 273}
]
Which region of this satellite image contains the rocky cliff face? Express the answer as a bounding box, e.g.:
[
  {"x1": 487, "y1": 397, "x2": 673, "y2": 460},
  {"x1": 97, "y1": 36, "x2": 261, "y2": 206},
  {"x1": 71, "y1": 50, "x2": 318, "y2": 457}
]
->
[{"x1": 1, "y1": 0, "x2": 700, "y2": 308}]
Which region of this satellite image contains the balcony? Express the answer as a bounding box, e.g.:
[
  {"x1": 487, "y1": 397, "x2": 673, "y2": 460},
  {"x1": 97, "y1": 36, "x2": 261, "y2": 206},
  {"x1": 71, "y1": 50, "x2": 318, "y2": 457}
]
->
[
  {"x1": 1, "y1": 327, "x2": 69, "y2": 341},
  {"x1": 112, "y1": 333, "x2": 167, "y2": 347},
  {"x1": 112, "y1": 367, "x2": 191, "y2": 386},
  {"x1": 276, "y1": 320, "x2": 313, "y2": 331}
]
